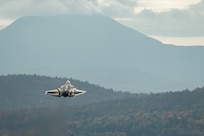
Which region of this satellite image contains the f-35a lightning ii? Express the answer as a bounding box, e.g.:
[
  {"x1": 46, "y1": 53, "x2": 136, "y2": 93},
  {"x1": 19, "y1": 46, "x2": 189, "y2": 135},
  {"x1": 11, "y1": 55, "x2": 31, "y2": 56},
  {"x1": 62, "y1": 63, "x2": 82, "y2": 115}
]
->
[{"x1": 44, "y1": 80, "x2": 86, "y2": 97}]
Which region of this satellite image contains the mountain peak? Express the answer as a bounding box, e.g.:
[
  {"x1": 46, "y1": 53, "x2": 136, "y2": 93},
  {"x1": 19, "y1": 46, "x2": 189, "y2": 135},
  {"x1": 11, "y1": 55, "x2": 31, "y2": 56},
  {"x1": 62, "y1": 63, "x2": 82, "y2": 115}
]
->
[
  {"x1": 0, "y1": 15, "x2": 204, "y2": 92},
  {"x1": 2, "y1": 15, "x2": 161, "y2": 47}
]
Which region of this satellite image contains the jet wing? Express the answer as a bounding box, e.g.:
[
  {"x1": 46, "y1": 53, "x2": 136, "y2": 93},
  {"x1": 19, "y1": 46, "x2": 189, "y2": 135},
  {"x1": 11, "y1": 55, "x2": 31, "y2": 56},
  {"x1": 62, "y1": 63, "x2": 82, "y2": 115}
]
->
[
  {"x1": 72, "y1": 89, "x2": 86, "y2": 97},
  {"x1": 44, "y1": 89, "x2": 61, "y2": 96}
]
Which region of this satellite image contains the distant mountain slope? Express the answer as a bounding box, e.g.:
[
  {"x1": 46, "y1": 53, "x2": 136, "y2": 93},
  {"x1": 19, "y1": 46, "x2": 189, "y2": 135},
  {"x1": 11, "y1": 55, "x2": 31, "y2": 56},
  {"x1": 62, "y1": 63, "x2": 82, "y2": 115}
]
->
[
  {"x1": 0, "y1": 75, "x2": 132, "y2": 111},
  {"x1": 0, "y1": 15, "x2": 204, "y2": 92}
]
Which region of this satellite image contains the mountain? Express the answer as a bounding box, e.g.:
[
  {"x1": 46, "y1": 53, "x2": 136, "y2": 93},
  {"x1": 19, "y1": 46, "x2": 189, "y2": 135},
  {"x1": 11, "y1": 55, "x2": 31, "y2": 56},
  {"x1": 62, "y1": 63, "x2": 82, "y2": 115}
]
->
[{"x1": 0, "y1": 15, "x2": 204, "y2": 92}]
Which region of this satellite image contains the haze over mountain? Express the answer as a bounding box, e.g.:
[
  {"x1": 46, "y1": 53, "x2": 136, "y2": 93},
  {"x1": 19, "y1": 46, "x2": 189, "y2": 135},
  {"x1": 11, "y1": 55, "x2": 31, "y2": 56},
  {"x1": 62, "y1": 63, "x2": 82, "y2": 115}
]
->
[{"x1": 0, "y1": 15, "x2": 203, "y2": 92}]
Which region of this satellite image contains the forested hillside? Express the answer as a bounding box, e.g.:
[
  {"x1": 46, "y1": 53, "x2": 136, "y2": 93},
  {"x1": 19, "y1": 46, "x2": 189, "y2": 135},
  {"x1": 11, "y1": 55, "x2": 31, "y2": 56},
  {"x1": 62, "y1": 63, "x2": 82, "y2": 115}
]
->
[
  {"x1": 65, "y1": 88, "x2": 204, "y2": 136},
  {"x1": 0, "y1": 75, "x2": 204, "y2": 136},
  {"x1": 0, "y1": 74, "x2": 132, "y2": 110}
]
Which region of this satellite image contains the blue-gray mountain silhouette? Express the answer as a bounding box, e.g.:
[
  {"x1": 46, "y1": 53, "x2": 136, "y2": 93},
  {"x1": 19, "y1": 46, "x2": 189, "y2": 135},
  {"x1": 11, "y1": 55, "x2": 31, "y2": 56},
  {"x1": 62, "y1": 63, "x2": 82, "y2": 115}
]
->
[{"x1": 0, "y1": 15, "x2": 203, "y2": 92}]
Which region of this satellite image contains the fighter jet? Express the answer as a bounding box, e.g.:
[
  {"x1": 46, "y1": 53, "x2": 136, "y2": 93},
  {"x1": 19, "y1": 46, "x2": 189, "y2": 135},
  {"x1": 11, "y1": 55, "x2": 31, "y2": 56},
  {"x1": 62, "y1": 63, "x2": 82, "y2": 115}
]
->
[{"x1": 44, "y1": 80, "x2": 86, "y2": 97}]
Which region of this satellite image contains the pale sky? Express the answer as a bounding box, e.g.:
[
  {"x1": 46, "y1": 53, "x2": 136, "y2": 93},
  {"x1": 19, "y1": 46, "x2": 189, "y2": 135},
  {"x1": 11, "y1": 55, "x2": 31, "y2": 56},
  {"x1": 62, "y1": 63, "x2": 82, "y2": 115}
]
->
[{"x1": 0, "y1": 0, "x2": 204, "y2": 46}]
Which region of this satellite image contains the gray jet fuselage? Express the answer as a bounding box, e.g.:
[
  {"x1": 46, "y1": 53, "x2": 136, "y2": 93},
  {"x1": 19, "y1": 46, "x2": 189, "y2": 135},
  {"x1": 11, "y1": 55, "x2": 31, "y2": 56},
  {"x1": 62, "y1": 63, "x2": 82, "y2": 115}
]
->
[{"x1": 45, "y1": 80, "x2": 86, "y2": 97}]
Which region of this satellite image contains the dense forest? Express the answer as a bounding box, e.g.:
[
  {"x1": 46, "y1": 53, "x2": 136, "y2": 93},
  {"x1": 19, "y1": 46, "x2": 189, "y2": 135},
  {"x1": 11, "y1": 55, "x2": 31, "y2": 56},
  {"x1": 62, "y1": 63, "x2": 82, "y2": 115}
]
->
[{"x1": 0, "y1": 75, "x2": 204, "y2": 136}]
